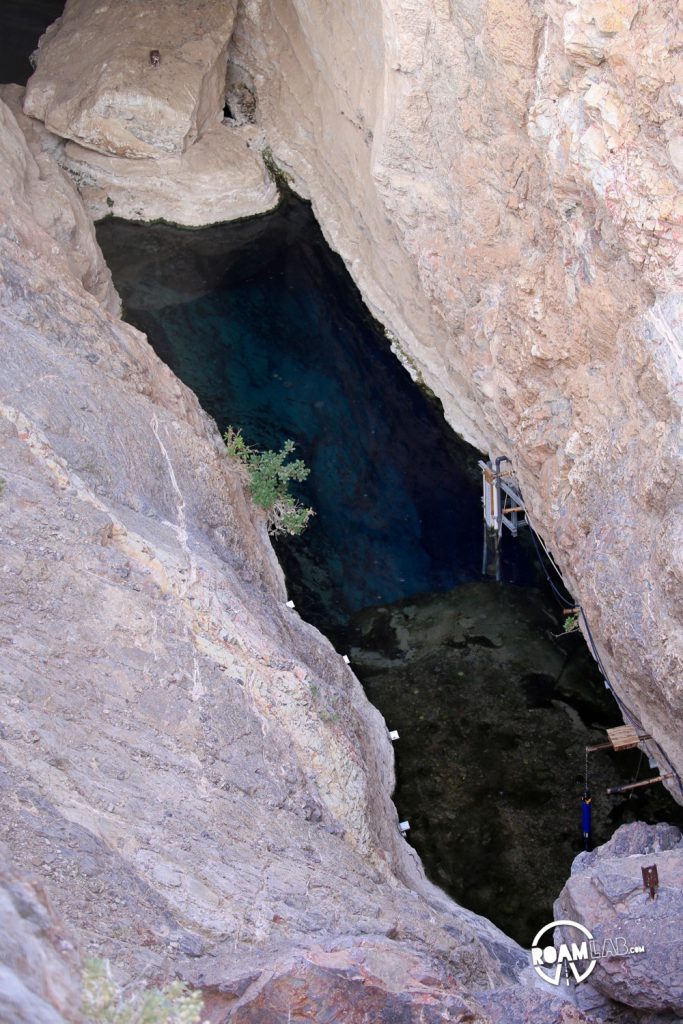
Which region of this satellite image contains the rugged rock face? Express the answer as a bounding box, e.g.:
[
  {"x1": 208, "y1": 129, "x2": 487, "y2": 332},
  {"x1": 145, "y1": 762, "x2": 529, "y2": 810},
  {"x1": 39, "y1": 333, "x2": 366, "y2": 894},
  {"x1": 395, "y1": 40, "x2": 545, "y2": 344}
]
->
[
  {"x1": 555, "y1": 823, "x2": 683, "y2": 1017},
  {"x1": 3, "y1": 0, "x2": 682, "y2": 1017},
  {"x1": 23, "y1": 0, "x2": 237, "y2": 159},
  {"x1": 18, "y1": 2, "x2": 679, "y2": 790},
  {"x1": 0, "y1": 84, "x2": 118, "y2": 315},
  {"x1": 22, "y1": 0, "x2": 681, "y2": 796},
  {"x1": 0, "y1": 844, "x2": 82, "y2": 1024},
  {"x1": 22, "y1": 0, "x2": 277, "y2": 225},
  {"x1": 226, "y1": 0, "x2": 683, "y2": 798},
  {"x1": 1, "y1": 92, "x2": 595, "y2": 1021}
]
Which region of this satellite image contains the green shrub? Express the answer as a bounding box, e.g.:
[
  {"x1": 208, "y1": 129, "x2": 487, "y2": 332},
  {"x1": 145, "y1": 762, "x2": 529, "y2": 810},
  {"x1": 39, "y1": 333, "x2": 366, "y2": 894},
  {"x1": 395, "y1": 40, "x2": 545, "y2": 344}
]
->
[
  {"x1": 224, "y1": 427, "x2": 314, "y2": 537},
  {"x1": 82, "y1": 958, "x2": 206, "y2": 1024}
]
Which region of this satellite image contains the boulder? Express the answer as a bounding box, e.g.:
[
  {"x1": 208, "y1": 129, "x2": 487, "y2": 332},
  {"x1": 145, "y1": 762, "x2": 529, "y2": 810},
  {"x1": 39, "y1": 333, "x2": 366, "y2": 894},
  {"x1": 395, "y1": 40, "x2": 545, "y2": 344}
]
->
[
  {"x1": 24, "y1": 0, "x2": 238, "y2": 159},
  {"x1": 555, "y1": 823, "x2": 683, "y2": 1015},
  {"x1": 62, "y1": 123, "x2": 278, "y2": 226}
]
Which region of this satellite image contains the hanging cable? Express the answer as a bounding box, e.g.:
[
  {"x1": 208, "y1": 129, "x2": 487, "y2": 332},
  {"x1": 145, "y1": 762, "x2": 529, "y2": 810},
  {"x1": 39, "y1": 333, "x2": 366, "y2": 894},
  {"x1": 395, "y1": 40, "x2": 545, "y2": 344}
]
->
[
  {"x1": 582, "y1": 746, "x2": 592, "y2": 850},
  {"x1": 524, "y1": 508, "x2": 575, "y2": 608},
  {"x1": 630, "y1": 748, "x2": 645, "y2": 798}
]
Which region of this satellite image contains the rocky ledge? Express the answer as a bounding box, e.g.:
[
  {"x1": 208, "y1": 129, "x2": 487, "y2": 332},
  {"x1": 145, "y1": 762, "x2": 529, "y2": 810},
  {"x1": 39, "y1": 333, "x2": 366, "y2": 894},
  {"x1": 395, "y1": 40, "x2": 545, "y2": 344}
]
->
[{"x1": 21, "y1": 0, "x2": 277, "y2": 225}]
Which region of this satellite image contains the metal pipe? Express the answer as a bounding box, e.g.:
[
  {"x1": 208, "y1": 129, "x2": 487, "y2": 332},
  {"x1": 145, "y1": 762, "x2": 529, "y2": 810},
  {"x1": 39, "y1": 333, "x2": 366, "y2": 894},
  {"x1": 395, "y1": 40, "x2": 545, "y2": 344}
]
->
[{"x1": 606, "y1": 774, "x2": 672, "y2": 796}]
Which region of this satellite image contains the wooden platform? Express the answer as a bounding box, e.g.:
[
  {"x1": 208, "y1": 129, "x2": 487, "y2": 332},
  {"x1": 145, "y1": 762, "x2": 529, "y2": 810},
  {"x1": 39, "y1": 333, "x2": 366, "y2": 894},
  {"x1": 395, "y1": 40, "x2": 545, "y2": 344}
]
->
[{"x1": 606, "y1": 725, "x2": 640, "y2": 751}]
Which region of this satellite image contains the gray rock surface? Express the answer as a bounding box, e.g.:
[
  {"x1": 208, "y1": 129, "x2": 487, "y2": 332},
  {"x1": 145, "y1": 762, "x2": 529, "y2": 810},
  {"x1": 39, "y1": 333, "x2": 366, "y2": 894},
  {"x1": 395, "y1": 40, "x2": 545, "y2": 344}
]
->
[
  {"x1": 555, "y1": 823, "x2": 683, "y2": 1016},
  {"x1": 0, "y1": 844, "x2": 82, "y2": 1024}
]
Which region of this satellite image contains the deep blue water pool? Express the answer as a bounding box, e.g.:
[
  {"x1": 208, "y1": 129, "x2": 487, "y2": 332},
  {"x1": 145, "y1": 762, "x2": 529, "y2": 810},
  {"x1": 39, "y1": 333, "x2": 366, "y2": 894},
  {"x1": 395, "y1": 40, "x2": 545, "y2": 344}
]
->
[{"x1": 97, "y1": 193, "x2": 538, "y2": 631}]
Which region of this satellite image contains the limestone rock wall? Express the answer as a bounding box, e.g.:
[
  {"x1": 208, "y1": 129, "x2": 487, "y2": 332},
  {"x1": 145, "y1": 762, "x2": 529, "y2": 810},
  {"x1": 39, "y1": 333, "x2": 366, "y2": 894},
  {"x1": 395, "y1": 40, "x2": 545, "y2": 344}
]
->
[
  {"x1": 228, "y1": 0, "x2": 683, "y2": 795},
  {"x1": 19, "y1": 3, "x2": 681, "y2": 784},
  {"x1": 0, "y1": 94, "x2": 540, "y2": 1015}
]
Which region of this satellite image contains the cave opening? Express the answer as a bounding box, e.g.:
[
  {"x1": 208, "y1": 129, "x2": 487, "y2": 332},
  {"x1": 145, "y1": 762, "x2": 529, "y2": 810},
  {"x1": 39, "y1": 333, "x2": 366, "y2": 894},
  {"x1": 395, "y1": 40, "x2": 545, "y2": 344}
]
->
[{"x1": 96, "y1": 191, "x2": 683, "y2": 946}]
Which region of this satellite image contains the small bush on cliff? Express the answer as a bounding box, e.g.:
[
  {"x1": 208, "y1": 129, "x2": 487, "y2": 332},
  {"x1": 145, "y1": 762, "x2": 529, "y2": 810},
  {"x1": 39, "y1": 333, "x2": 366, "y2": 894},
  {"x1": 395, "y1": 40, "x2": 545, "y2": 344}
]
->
[
  {"x1": 224, "y1": 426, "x2": 314, "y2": 537},
  {"x1": 82, "y1": 958, "x2": 206, "y2": 1024}
]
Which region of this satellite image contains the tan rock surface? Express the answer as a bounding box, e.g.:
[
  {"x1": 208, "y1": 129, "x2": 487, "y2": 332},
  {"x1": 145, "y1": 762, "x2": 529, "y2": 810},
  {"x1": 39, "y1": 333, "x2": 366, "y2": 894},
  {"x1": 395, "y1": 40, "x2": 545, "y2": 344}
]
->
[
  {"x1": 226, "y1": 0, "x2": 683, "y2": 796},
  {"x1": 21, "y1": 0, "x2": 277, "y2": 226},
  {"x1": 0, "y1": 87, "x2": 119, "y2": 316},
  {"x1": 61, "y1": 123, "x2": 278, "y2": 226},
  {"x1": 23, "y1": 0, "x2": 237, "y2": 159}
]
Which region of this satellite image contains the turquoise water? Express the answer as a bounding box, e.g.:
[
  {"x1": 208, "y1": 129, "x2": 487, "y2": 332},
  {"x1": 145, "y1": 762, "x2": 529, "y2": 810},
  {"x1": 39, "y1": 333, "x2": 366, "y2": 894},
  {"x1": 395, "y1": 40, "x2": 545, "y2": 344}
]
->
[{"x1": 97, "y1": 194, "x2": 537, "y2": 630}]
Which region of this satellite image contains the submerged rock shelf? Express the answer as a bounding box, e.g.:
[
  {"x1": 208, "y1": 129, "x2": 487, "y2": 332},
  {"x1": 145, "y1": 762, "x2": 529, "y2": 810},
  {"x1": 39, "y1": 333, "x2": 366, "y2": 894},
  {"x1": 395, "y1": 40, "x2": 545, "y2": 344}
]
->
[
  {"x1": 346, "y1": 584, "x2": 683, "y2": 945},
  {"x1": 97, "y1": 193, "x2": 683, "y2": 947}
]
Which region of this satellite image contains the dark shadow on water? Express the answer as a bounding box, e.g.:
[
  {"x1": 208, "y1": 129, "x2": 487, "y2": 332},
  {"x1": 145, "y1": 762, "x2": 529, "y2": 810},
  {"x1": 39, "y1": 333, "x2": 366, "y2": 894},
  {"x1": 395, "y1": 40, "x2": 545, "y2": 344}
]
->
[
  {"x1": 97, "y1": 192, "x2": 683, "y2": 947},
  {"x1": 342, "y1": 583, "x2": 683, "y2": 945}
]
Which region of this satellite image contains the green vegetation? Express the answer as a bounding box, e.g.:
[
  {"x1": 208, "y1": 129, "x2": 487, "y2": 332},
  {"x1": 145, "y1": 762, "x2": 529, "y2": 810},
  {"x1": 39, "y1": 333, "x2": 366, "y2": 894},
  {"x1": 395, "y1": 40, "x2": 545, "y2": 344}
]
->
[
  {"x1": 224, "y1": 427, "x2": 314, "y2": 537},
  {"x1": 82, "y1": 959, "x2": 206, "y2": 1024},
  {"x1": 261, "y1": 145, "x2": 292, "y2": 190},
  {"x1": 563, "y1": 613, "x2": 579, "y2": 634}
]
